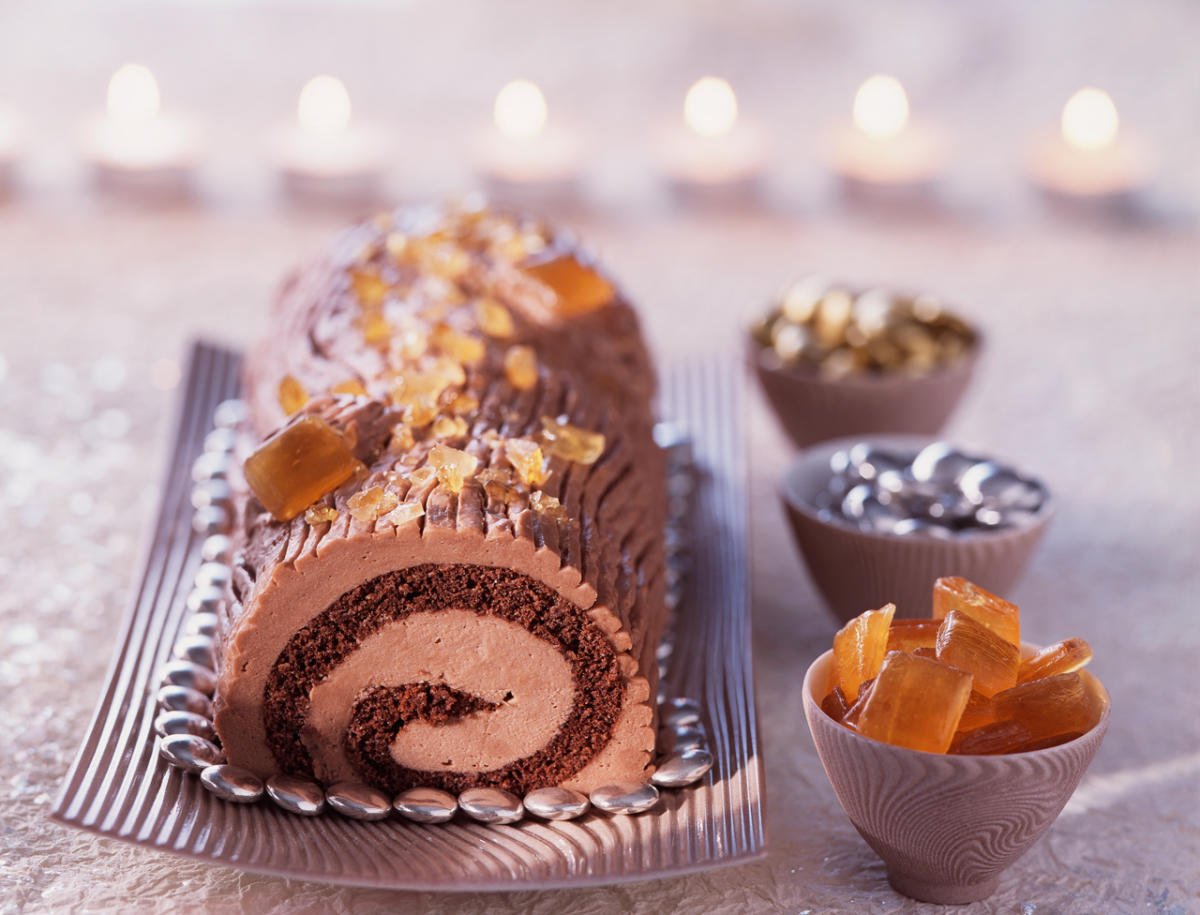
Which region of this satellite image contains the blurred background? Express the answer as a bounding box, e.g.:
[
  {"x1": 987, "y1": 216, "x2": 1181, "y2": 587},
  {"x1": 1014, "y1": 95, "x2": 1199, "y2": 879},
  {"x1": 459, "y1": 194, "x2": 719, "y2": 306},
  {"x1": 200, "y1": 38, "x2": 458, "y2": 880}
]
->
[{"x1": 1, "y1": 1, "x2": 1197, "y2": 911}]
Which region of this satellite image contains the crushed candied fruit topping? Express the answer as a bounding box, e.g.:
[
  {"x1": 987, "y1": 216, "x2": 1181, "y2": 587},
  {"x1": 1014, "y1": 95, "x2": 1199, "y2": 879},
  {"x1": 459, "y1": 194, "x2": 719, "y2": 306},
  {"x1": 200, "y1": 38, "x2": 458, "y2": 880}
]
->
[
  {"x1": 475, "y1": 298, "x2": 515, "y2": 338},
  {"x1": 388, "y1": 425, "x2": 415, "y2": 452},
  {"x1": 530, "y1": 490, "x2": 567, "y2": 521},
  {"x1": 432, "y1": 415, "x2": 469, "y2": 439},
  {"x1": 384, "y1": 232, "x2": 408, "y2": 260},
  {"x1": 362, "y1": 312, "x2": 392, "y2": 345},
  {"x1": 277, "y1": 374, "x2": 309, "y2": 415},
  {"x1": 351, "y1": 269, "x2": 388, "y2": 308},
  {"x1": 331, "y1": 379, "x2": 368, "y2": 397},
  {"x1": 449, "y1": 393, "x2": 479, "y2": 415},
  {"x1": 539, "y1": 415, "x2": 606, "y2": 464},
  {"x1": 504, "y1": 345, "x2": 538, "y2": 391},
  {"x1": 521, "y1": 253, "x2": 614, "y2": 316},
  {"x1": 383, "y1": 500, "x2": 425, "y2": 527},
  {"x1": 431, "y1": 323, "x2": 485, "y2": 364},
  {"x1": 504, "y1": 438, "x2": 548, "y2": 487},
  {"x1": 428, "y1": 443, "x2": 479, "y2": 493},
  {"x1": 347, "y1": 485, "x2": 399, "y2": 523},
  {"x1": 408, "y1": 466, "x2": 437, "y2": 488},
  {"x1": 304, "y1": 504, "x2": 339, "y2": 525}
]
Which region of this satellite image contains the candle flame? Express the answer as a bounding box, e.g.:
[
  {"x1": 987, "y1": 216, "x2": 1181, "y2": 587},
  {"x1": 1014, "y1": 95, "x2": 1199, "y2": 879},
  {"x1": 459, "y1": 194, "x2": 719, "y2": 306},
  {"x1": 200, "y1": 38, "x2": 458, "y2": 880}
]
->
[
  {"x1": 684, "y1": 76, "x2": 738, "y2": 138},
  {"x1": 493, "y1": 79, "x2": 547, "y2": 140},
  {"x1": 852, "y1": 74, "x2": 909, "y2": 140},
  {"x1": 1061, "y1": 87, "x2": 1119, "y2": 151},
  {"x1": 107, "y1": 64, "x2": 161, "y2": 124},
  {"x1": 298, "y1": 75, "x2": 352, "y2": 134}
]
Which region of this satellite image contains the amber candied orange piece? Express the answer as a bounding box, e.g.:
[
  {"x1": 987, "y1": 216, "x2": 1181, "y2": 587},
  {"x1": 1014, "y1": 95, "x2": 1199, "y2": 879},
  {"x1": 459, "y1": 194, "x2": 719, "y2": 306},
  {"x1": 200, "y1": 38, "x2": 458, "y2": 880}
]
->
[
  {"x1": 885, "y1": 619, "x2": 939, "y2": 654},
  {"x1": 950, "y1": 719, "x2": 1034, "y2": 755},
  {"x1": 935, "y1": 610, "x2": 1020, "y2": 698},
  {"x1": 521, "y1": 253, "x2": 614, "y2": 316},
  {"x1": 932, "y1": 576, "x2": 1020, "y2": 647},
  {"x1": 244, "y1": 416, "x2": 363, "y2": 522},
  {"x1": 957, "y1": 690, "x2": 996, "y2": 731},
  {"x1": 833, "y1": 603, "x2": 896, "y2": 703},
  {"x1": 1018, "y1": 637, "x2": 1093, "y2": 683},
  {"x1": 991, "y1": 672, "x2": 1103, "y2": 745},
  {"x1": 820, "y1": 687, "x2": 851, "y2": 723},
  {"x1": 856, "y1": 651, "x2": 973, "y2": 754},
  {"x1": 842, "y1": 677, "x2": 875, "y2": 727}
]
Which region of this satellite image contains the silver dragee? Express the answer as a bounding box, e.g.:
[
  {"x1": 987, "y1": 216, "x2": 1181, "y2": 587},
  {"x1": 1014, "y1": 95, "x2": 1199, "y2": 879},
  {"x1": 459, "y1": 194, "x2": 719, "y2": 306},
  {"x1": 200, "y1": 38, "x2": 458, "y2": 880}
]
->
[
  {"x1": 156, "y1": 685, "x2": 213, "y2": 717},
  {"x1": 160, "y1": 659, "x2": 217, "y2": 695},
  {"x1": 590, "y1": 782, "x2": 660, "y2": 815},
  {"x1": 651, "y1": 748, "x2": 715, "y2": 788},
  {"x1": 393, "y1": 787, "x2": 458, "y2": 823},
  {"x1": 458, "y1": 787, "x2": 524, "y2": 824},
  {"x1": 523, "y1": 787, "x2": 590, "y2": 820},
  {"x1": 213, "y1": 399, "x2": 249, "y2": 429},
  {"x1": 326, "y1": 782, "x2": 393, "y2": 820},
  {"x1": 192, "y1": 504, "x2": 232, "y2": 536},
  {"x1": 201, "y1": 765, "x2": 264, "y2": 803},
  {"x1": 185, "y1": 612, "x2": 220, "y2": 638},
  {"x1": 191, "y1": 479, "x2": 234, "y2": 511},
  {"x1": 154, "y1": 710, "x2": 217, "y2": 742},
  {"x1": 194, "y1": 561, "x2": 232, "y2": 590},
  {"x1": 173, "y1": 634, "x2": 216, "y2": 669},
  {"x1": 200, "y1": 533, "x2": 235, "y2": 564},
  {"x1": 159, "y1": 734, "x2": 223, "y2": 773},
  {"x1": 266, "y1": 775, "x2": 326, "y2": 816}
]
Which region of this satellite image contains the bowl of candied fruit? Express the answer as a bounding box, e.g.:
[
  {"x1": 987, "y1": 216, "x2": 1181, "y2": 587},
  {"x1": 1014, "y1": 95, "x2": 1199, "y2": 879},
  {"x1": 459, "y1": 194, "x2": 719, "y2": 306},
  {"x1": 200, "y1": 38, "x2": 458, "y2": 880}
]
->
[
  {"x1": 802, "y1": 577, "x2": 1110, "y2": 904},
  {"x1": 749, "y1": 276, "x2": 980, "y2": 448},
  {"x1": 782, "y1": 435, "x2": 1053, "y2": 622}
]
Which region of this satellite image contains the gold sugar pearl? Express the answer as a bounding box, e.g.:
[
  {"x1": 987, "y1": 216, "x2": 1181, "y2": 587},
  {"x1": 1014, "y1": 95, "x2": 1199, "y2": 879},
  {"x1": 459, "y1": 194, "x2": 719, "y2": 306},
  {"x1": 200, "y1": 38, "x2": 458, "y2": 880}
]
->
[
  {"x1": 277, "y1": 374, "x2": 309, "y2": 416},
  {"x1": 504, "y1": 345, "x2": 538, "y2": 391}
]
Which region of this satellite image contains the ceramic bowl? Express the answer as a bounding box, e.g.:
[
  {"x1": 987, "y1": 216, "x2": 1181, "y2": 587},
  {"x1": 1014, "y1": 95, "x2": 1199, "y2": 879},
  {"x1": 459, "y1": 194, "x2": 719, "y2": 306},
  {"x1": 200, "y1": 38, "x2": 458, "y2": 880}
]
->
[
  {"x1": 749, "y1": 337, "x2": 980, "y2": 449},
  {"x1": 802, "y1": 648, "x2": 1110, "y2": 904},
  {"x1": 781, "y1": 434, "x2": 1053, "y2": 623}
]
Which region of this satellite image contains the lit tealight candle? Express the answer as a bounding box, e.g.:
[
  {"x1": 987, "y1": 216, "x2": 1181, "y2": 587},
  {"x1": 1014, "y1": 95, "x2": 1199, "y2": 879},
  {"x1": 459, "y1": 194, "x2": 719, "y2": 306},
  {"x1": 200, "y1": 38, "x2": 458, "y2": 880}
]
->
[
  {"x1": 475, "y1": 79, "x2": 582, "y2": 196},
  {"x1": 272, "y1": 74, "x2": 388, "y2": 201},
  {"x1": 822, "y1": 74, "x2": 946, "y2": 189},
  {"x1": 1027, "y1": 87, "x2": 1150, "y2": 200},
  {"x1": 658, "y1": 76, "x2": 768, "y2": 195},
  {"x1": 82, "y1": 64, "x2": 202, "y2": 191}
]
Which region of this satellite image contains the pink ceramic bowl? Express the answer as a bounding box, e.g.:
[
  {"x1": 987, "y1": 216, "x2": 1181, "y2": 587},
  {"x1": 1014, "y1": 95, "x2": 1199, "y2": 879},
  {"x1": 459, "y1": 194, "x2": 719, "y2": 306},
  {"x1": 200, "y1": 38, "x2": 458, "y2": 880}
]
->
[
  {"x1": 749, "y1": 337, "x2": 980, "y2": 449},
  {"x1": 781, "y1": 434, "x2": 1053, "y2": 622},
  {"x1": 802, "y1": 648, "x2": 1110, "y2": 904}
]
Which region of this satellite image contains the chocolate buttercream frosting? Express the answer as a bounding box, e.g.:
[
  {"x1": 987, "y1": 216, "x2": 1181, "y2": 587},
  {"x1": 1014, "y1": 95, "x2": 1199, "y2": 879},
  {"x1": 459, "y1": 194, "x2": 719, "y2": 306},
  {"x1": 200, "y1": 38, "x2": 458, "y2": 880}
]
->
[{"x1": 213, "y1": 201, "x2": 668, "y2": 794}]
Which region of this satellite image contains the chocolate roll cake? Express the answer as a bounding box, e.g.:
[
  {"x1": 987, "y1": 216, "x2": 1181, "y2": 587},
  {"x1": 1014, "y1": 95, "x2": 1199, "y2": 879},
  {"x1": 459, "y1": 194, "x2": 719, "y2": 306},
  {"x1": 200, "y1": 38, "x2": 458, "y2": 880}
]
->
[{"x1": 213, "y1": 202, "x2": 668, "y2": 795}]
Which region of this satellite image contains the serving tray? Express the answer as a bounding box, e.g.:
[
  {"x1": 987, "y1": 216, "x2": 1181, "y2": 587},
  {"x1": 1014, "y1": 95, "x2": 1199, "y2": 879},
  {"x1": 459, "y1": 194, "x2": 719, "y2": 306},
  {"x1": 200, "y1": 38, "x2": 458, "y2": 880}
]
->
[{"x1": 50, "y1": 340, "x2": 765, "y2": 890}]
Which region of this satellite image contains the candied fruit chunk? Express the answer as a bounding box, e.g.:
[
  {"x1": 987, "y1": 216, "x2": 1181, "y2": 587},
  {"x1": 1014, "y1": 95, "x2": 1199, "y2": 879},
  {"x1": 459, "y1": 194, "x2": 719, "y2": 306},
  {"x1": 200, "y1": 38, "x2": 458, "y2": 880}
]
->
[
  {"x1": 504, "y1": 345, "x2": 539, "y2": 391},
  {"x1": 856, "y1": 651, "x2": 973, "y2": 754},
  {"x1": 991, "y1": 672, "x2": 1103, "y2": 745},
  {"x1": 331, "y1": 379, "x2": 368, "y2": 397},
  {"x1": 429, "y1": 443, "x2": 478, "y2": 493},
  {"x1": 504, "y1": 438, "x2": 548, "y2": 487},
  {"x1": 521, "y1": 253, "x2": 614, "y2": 316},
  {"x1": 957, "y1": 690, "x2": 996, "y2": 731},
  {"x1": 408, "y1": 466, "x2": 437, "y2": 488},
  {"x1": 475, "y1": 298, "x2": 515, "y2": 338},
  {"x1": 842, "y1": 677, "x2": 874, "y2": 727},
  {"x1": 362, "y1": 312, "x2": 392, "y2": 345},
  {"x1": 449, "y1": 393, "x2": 479, "y2": 415},
  {"x1": 431, "y1": 324, "x2": 485, "y2": 364},
  {"x1": 935, "y1": 610, "x2": 1020, "y2": 698},
  {"x1": 385, "y1": 232, "x2": 408, "y2": 259},
  {"x1": 821, "y1": 687, "x2": 851, "y2": 723},
  {"x1": 347, "y1": 485, "x2": 399, "y2": 523},
  {"x1": 530, "y1": 490, "x2": 567, "y2": 520},
  {"x1": 388, "y1": 425, "x2": 415, "y2": 453},
  {"x1": 885, "y1": 619, "x2": 939, "y2": 654},
  {"x1": 431, "y1": 416, "x2": 469, "y2": 439},
  {"x1": 540, "y1": 415, "x2": 606, "y2": 464},
  {"x1": 950, "y1": 719, "x2": 1034, "y2": 755},
  {"x1": 383, "y1": 499, "x2": 425, "y2": 527},
  {"x1": 244, "y1": 416, "x2": 362, "y2": 522},
  {"x1": 350, "y1": 269, "x2": 388, "y2": 308},
  {"x1": 933, "y1": 576, "x2": 1020, "y2": 647},
  {"x1": 1018, "y1": 637, "x2": 1093, "y2": 683},
  {"x1": 277, "y1": 374, "x2": 309, "y2": 415},
  {"x1": 832, "y1": 603, "x2": 896, "y2": 703},
  {"x1": 304, "y1": 504, "x2": 339, "y2": 525}
]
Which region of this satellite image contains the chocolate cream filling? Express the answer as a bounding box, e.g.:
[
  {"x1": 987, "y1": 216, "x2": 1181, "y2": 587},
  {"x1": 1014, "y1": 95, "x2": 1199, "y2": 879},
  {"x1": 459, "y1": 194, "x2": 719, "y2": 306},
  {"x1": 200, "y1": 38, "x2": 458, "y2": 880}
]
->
[{"x1": 262, "y1": 562, "x2": 625, "y2": 793}]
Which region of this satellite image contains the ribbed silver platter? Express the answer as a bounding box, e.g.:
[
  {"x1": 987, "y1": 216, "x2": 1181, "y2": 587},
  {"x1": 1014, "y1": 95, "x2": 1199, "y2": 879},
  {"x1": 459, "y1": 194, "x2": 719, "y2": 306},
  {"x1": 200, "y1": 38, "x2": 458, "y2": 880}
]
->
[{"x1": 50, "y1": 340, "x2": 765, "y2": 890}]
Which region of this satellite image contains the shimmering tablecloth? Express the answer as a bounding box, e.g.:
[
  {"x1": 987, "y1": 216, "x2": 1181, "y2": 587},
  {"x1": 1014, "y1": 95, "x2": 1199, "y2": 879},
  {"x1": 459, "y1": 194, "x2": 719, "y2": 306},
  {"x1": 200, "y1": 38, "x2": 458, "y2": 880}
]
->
[{"x1": 2, "y1": 1, "x2": 1198, "y2": 912}]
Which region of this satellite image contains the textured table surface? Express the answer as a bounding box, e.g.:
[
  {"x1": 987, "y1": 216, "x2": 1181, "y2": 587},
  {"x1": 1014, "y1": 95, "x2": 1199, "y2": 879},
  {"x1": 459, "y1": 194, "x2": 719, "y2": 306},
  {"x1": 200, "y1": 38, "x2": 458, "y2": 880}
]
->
[{"x1": 1, "y1": 1, "x2": 1198, "y2": 912}]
